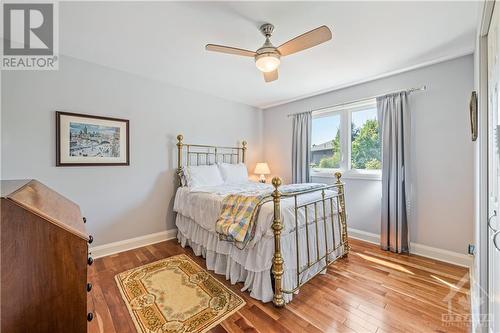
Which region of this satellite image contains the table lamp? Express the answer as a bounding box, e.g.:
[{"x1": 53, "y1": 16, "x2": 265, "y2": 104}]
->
[{"x1": 254, "y1": 162, "x2": 271, "y2": 183}]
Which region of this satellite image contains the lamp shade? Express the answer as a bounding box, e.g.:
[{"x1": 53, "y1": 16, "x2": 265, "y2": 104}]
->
[{"x1": 254, "y1": 162, "x2": 271, "y2": 175}]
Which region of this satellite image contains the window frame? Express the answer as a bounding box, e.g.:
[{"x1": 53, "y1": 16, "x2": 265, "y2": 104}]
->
[{"x1": 310, "y1": 98, "x2": 381, "y2": 181}]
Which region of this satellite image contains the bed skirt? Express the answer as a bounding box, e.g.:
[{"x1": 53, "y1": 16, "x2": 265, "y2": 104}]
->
[{"x1": 176, "y1": 213, "x2": 340, "y2": 304}]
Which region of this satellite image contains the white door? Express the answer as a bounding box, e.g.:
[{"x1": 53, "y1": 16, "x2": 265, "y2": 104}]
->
[{"x1": 487, "y1": 4, "x2": 500, "y2": 332}]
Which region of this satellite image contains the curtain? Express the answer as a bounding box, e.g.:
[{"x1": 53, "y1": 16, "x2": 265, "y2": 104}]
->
[
  {"x1": 377, "y1": 92, "x2": 411, "y2": 253},
  {"x1": 291, "y1": 112, "x2": 312, "y2": 183}
]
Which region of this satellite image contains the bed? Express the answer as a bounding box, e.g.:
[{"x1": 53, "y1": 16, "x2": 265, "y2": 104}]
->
[{"x1": 173, "y1": 135, "x2": 349, "y2": 307}]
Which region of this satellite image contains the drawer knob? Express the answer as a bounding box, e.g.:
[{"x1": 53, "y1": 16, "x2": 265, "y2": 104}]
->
[
  {"x1": 88, "y1": 235, "x2": 93, "y2": 244},
  {"x1": 88, "y1": 257, "x2": 94, "y2": 266},
  {"x1": 87, "y1": 283, "x2": 92, "y2": 292},
  {"x1": 87, "y1": 313, "x2": 93, "y2": 322},
  {"x1": 83, "y1": 217, "x2": 87, "y2": 223}
]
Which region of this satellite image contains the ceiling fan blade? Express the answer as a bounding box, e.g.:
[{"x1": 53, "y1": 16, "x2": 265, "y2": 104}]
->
[
  {"x1": 206, "y1": 44, "x2": 256, "y2": 57},
  {"x1": 277, "y1": 25, "x2": 332, "y2": 56},
  {"x1": 263, "y1": 69, "x2": 278, "y2": 82}
]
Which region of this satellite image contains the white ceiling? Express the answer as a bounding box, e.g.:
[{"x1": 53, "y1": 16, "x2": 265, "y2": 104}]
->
[{"x1": 60, "y1": 1, "x2": 479, "y2": 108}]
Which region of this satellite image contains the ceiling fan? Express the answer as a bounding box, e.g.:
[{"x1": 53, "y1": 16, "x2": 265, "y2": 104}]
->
[{"x1": 205, "y1": 23, "x2": 332, "y2": 82}]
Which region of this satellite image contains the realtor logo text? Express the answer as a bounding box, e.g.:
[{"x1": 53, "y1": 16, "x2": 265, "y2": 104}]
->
[{"x1": 2, "y1": 2, "x2": 58, "y2": 70}]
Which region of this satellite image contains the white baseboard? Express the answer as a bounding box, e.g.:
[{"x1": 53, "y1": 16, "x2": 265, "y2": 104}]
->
[
  {"x1": 90, "y1": 227, "x2": 472, "y2": 268},
  {"x1": 348, "y1": 227, "x2": 472, "y2": 268},
  {"x1": 409, "y1": 242, "x2": 472, "y2": 268},
  {"x1": 90, "y1": 229, "x2": 178, "y2": 259},
  {"x1": 348, "y1": 228, "x2": 380, "y2": 245}
]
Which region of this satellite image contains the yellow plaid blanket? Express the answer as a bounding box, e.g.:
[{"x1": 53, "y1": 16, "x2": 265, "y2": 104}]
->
[
  {"x1": 215, "y1": 183, "x2": 325, "y2": 249},
  {"x1": 215, "y1": 193, "x2": 267, "y2": 249}
]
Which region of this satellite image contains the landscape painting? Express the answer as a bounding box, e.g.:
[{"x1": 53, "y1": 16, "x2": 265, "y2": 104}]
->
[
  {"x1": 69, "y1": 122, "x2": 120, "y2": 158},
  {"x1": 56, "y1": 111, "x2": 129, "y2": 166}
]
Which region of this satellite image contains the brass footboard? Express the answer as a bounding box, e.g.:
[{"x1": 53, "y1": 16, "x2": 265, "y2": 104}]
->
[{"x1": 270, "y1": 172, "x2": 349, "y2": 307}]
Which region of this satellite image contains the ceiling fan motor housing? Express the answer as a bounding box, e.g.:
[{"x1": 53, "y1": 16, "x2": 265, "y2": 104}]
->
[{"x1": 255, "y1": 49, "x2": 280, "y2": 60}]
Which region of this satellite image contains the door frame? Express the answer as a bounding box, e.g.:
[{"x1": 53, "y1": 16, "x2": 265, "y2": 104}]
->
[{"x1": 476, "y1": 1, "x2": 495, "y2": 331}]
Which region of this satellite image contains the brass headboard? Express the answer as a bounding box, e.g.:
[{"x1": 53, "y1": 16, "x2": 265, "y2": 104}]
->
[{"x1": 176, "y1": 134, "x2": 246, "y2": 185}]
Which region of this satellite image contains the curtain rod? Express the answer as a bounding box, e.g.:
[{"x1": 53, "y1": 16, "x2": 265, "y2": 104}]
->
[{"x1": 286, "y1": 85, "x2": 427, "y2": 118}]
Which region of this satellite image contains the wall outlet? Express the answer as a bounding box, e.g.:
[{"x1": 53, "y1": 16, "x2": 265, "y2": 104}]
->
[{"x1": 468, "y1": 244, "x2": 475, "y2": 255}]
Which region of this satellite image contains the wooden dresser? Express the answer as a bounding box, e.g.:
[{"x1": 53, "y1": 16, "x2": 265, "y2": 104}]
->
[{"x1": 1, "y1": 180, "x2": 94, "y2": 333}]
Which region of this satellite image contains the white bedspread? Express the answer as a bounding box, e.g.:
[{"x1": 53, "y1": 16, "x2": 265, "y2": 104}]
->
[{"x1": 174, "y1": 181, "x2": 337, "y2": 248}]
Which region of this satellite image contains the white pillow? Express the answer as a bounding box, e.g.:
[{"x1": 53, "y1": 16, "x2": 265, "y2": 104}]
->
[
  {"x1": 218, "y1": 163, "x2": 249, "y2": 184},
  {"x1": 183, "y1": 164, "x2": 224, "y2": 188}
]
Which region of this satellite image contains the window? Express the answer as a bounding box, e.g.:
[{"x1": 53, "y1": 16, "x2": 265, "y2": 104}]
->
[
  {"x1": 311, "y1": 113, "x2": 341, "y2": 169},
  {"x1": 351, "y1": 107, "x2": 381, "y2": 170},
  {"x1": 310, "y1": 99, "x2": 381, "y2": 179}
]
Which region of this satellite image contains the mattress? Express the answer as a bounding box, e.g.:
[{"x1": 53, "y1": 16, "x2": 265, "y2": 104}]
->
[{"x1": 173, "y1": 181, "x2": 343, "y2": 303}]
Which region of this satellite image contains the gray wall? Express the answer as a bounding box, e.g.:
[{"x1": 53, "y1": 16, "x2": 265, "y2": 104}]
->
[
  {"x1": 263, "y1": 55, "x2": 474, "y2": 254},
  {"x1": 1, "y1": 55, "x2": 263, "y2": 246},
  {"x1": 1, "y1": 54, "x2": 475, "y2": 254}
]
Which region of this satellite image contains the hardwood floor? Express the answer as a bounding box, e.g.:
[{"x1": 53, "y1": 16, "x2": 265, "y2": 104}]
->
[{"x1": 87, "y1": 238, "x2": 470, "y2": 333}]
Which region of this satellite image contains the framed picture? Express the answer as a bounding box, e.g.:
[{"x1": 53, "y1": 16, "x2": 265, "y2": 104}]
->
[
  {"x1": 469, "y1": 91, "x2": 478, "y2": 142},
  {"x1": 56, "y1": 111, "x2": 129, "y2": 166}
]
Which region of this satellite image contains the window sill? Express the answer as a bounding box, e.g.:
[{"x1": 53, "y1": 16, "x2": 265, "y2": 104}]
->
[{"x1": 310, "y1": 170, "x2": 381, "y2": 181}]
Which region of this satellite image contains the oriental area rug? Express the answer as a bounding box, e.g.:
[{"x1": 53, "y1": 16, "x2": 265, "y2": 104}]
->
[{"x1": 115, "y1": 254, "x2": 245, "y2": 333}]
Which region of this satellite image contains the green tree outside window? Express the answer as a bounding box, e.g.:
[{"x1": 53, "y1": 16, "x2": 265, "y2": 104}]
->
[{"x1": 315, "y1": 118, "x2": 381, "y2": 170}]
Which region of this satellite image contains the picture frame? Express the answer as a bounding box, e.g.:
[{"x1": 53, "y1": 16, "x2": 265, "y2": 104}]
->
[
  {"x1": 470, "y1": 91, "x2": 478, "y2": 142},
  {"x1": 56, "y1": 111, "x2": 130, "y2": 166}
]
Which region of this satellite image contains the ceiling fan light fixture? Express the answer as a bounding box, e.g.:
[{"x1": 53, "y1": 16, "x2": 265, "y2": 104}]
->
[
  {"x1": 255, "y1": 53, "x2": 280, "y2": 73},
  {"x1": 206, "y1": 24, "x2": 332, "y2": 82}
]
